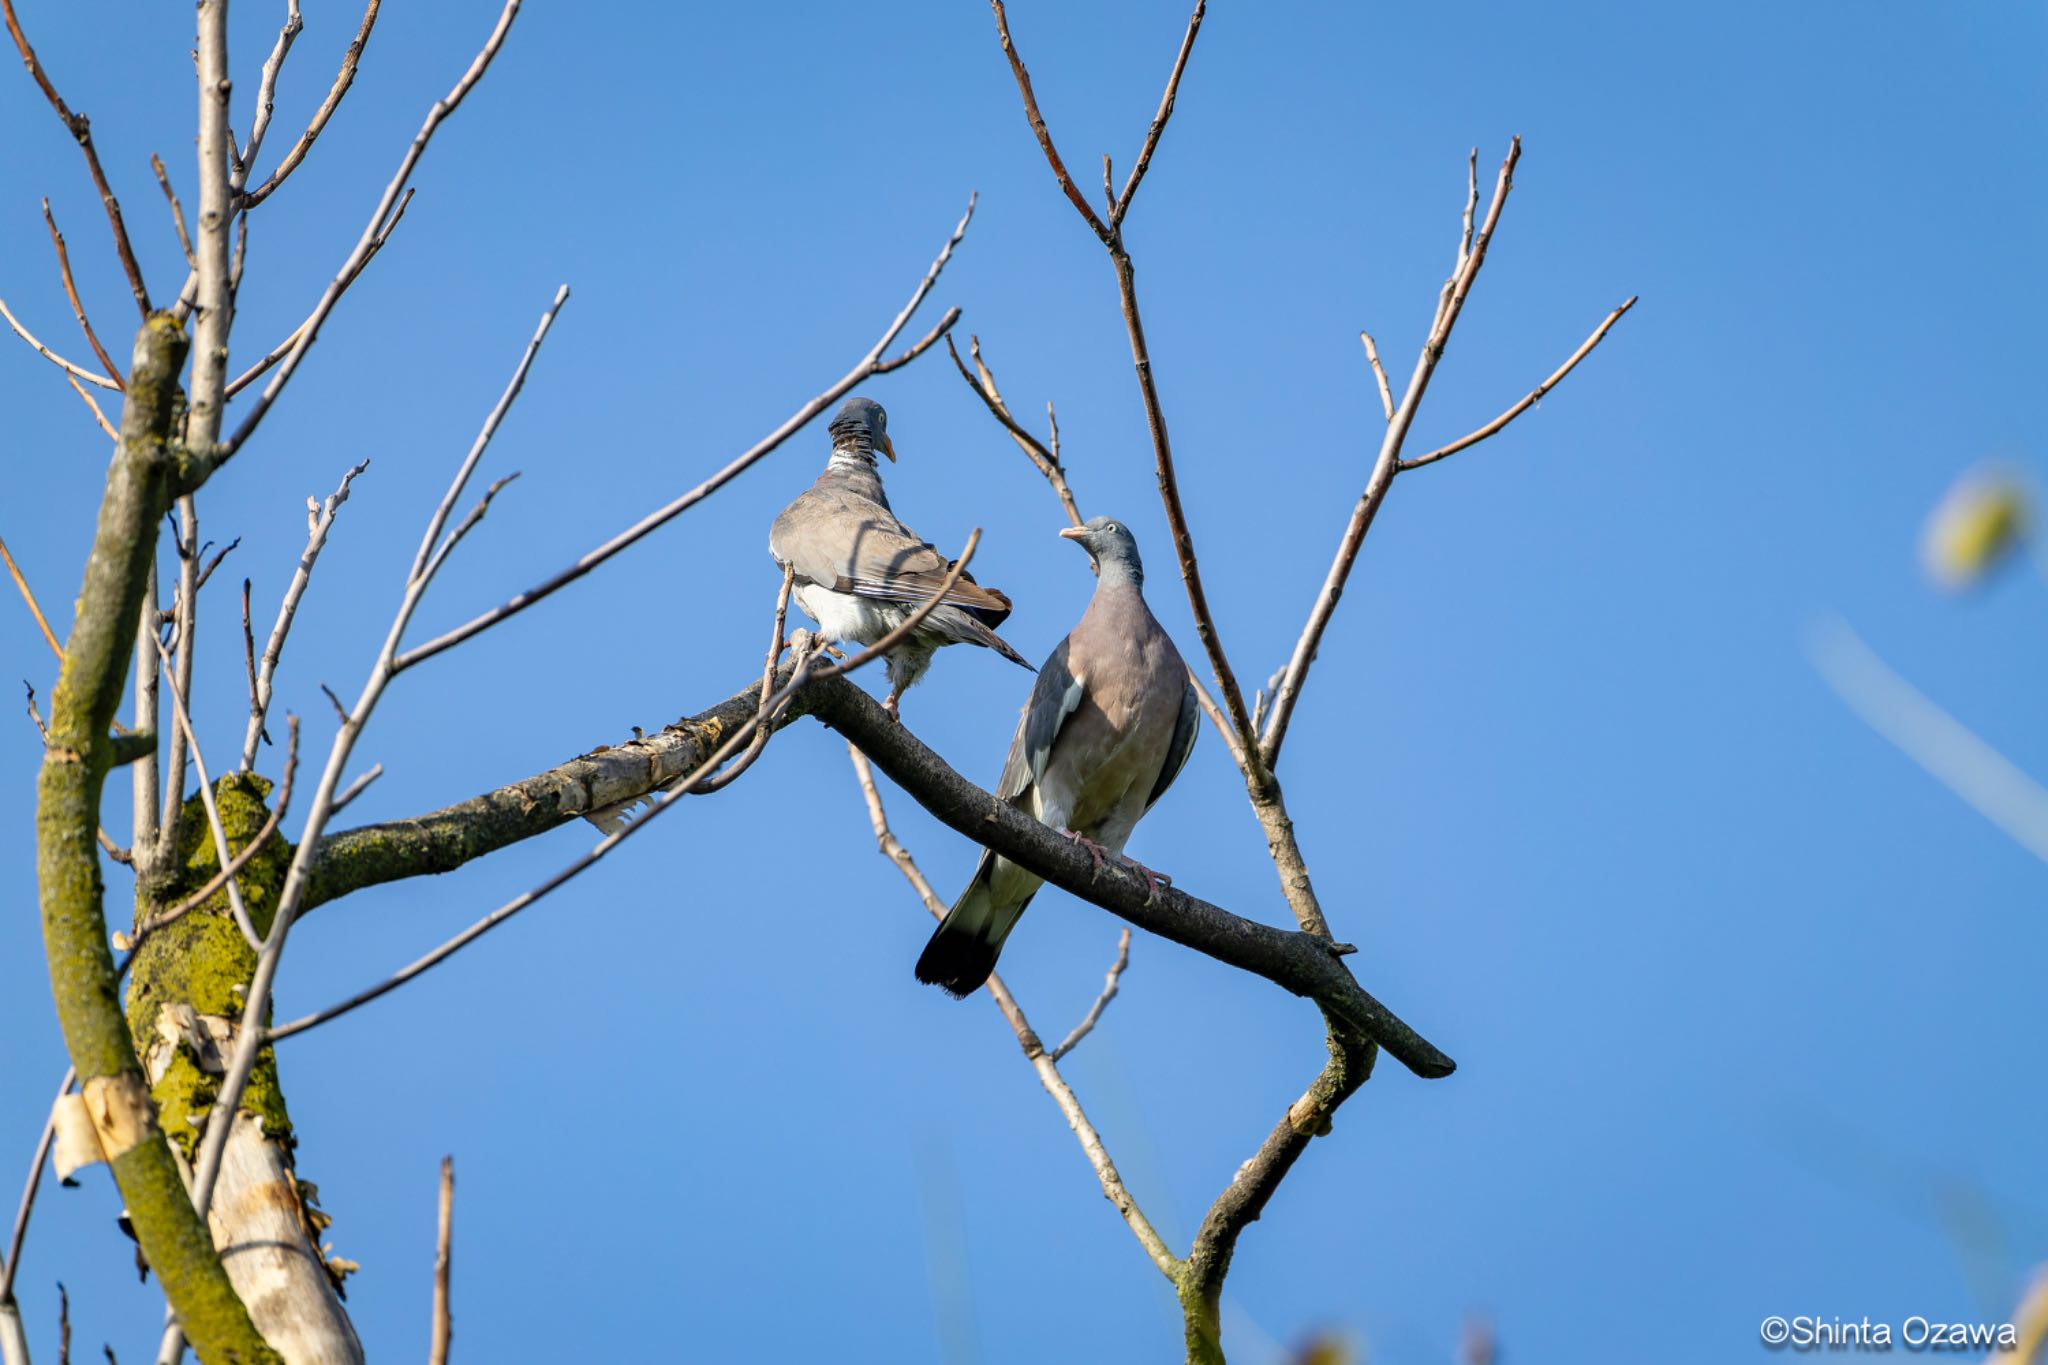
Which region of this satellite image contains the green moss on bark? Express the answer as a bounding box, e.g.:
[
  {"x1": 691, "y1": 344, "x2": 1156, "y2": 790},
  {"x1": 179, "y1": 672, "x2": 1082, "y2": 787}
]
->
[{"x1": 127, "y1": 774, "x2": 295, "y2": 1159}]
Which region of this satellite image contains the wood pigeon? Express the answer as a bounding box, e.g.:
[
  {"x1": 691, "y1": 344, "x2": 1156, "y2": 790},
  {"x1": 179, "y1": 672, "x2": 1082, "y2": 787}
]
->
[
  {"x1": 770, "y1": 396, "x2": 1031, "y2": 714},
  {"x1": 915, "y1": 516, "x2": 1199, "y2": 997}
]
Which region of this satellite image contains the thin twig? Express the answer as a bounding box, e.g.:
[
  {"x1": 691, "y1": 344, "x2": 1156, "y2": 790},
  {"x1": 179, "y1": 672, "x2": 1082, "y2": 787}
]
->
[
  {"x1": 0, "y1": 1067, "x2": 73, "y2": 1309},
  {"x1": 150, "y1": 631, "x2": 265, "y2": 952},
  {"x1": 156, "y1": 499, "x2": 200, "y2": 852},
  {"x1": 0, "y1": 294, "x2": 120, "y2": 389},
  {"x1": 195, "y1": 537, "x2": 239, "y2": 594},
  {"x1": 150, "y1": 155, "x2": 197, "y2": 269},
  {"x1": 237, "y1": 1, "x2": 304, "y2": 194},
  {"x1": 220, "y1": 0, "x2": 520, "y2": 462},
  {"x1": 1047, "y1": 928, "x2": 1131, "y2": 1062},
  {"x1": 989, "y1": 0, "x2": 1112, "y2": 246},
  {"x1": 945, "y1": 334, "x2": 1082, "y2": 528},
  {"x1": 409, "y1": 286, "x2": 567, "y2": 584},
  {"x1": 844, "y1": 744, "x2": 1177, "y2": 1278},
  {"x1": 272, "y1": 540, "x2": 982, "y2": 1043},
  {"x1": 222, "y1": 187, "x2": 411, "y2": 399},
  {"x1": 1259, "y1": 140, "x2": 1523, "y2": 768},
  {"x1": 123, "y1": 718, "x2": 297, "y2": 961},
  {"x1": 40, "y1": 198, "x2": 122, "y2": 386},
  {"x1": 1398, "y1": 296, "x2": 1637, "y2": 471},
  {"x1": 1, "y1": 0, "x2": 151, "y2": 315},
  {"x1": 429, "y1": 1155, "x2": 452, "y2": 1365},
  {"x1": 326, "y1": 762, "x2": 381, "y2": 816},
  {"x1": 1109, "y1": 0, "x2": 1205, "y2": 229},
  {"x1": 242, "y1": 460, "x2": 368, "y2": 769},
  {"x1": 240, "y1": 0, "x2": 383, "y2": 209},
  {"x1": 64, "y1": 372, "x2": 117, "y2": 439},
  {"x1": 393, "y1": 199, "x2": 971, "y2": 670},
  {"x1": 990, "y1": 0, "x2": 1257, "y2": 763},
  {"x1": 1360, "y1": 330, "x2": 1393, "y2": 422},
  {"x1": 0, "y1": 533, "x2": 64, "y2": 660}
]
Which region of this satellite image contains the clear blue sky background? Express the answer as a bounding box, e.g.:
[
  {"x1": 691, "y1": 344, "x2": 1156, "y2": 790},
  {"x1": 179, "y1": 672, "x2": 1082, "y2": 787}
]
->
[{"x1": 3, "y1": 3, "x2": 2045, "y2": 1362}]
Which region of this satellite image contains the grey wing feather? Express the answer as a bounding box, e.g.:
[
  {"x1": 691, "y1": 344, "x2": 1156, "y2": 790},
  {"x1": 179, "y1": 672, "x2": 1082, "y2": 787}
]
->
[
  {"x1": 1142, "y1": 681, "x2": 1200, "y2": 813},
  {"x1": 995, "y1": 638, "x2": 1084, "y2": 802}
]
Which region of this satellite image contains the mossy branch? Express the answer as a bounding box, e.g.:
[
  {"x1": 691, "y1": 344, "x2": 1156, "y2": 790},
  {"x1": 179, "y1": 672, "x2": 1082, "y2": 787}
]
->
[{"x1": 34, "y1": 314, "x2": 279, "y2": 1364}]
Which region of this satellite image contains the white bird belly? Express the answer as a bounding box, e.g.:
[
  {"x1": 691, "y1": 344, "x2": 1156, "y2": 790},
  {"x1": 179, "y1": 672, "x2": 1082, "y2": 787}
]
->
[{"x1": 795, "y1": 582, "x2": 900, "y2": 647}]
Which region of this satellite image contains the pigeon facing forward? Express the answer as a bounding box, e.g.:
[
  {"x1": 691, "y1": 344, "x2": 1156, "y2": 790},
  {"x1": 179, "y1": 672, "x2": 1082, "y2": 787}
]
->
[
  {"x1": 916, "y1": 516, "x2": 1198, "y2": 997},
  {"x1": 770, "y1": 397, "x2": 1031, "y2": 714}
]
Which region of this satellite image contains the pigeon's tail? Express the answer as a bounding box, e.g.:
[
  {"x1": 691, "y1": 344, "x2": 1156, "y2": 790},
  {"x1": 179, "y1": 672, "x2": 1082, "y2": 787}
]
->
[
  {"x1": 963, "y1": 615, "x2": 1034, "y2": 672},
  {"x1": 915, "y1": 852, "x2": 1036, "y2": 998}
]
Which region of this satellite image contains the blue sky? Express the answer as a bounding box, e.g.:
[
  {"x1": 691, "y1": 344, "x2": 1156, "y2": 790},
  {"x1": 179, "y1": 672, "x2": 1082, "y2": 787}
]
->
[{"x1": 4, "y1": 2, "x2": 2046, "y2": 1361}]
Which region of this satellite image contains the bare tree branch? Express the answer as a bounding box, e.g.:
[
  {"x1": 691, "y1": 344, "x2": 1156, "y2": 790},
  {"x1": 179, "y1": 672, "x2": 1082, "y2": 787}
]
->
[
  {"x1": 1397, "y1": 296, "x2": 1636, "y2": 472},
  {"x1": 237, "y1": 1, "x2": 304, "y2": 195},
  {"x1": 150, "y1": 630, "x2": 265, "y2": 952},
  {"x1": 239, "y1": 0, "x2": 383, "y2": 210},
  {"x1": 0, "y1": 293, "x2": 120, "y2": 389},
  {"x1": 1109, "y1": 0, "x2": 1205, "y2": 229},
  {"x1": 1258, "y1": 140, "x2": 1522, "y2": 768},
  {"x1": 122, "y1": 718, "x2": 297, "y2": 960},
  {"x1": 148, "y1": 155, "x2": 196, "y2": 270},
  {"x1": 217, "y1": 0, "x2": 520, "y2": 466},
  {"x1": 222, "y1": 187, "x2": 411, "y2": 399},
  {"x1": 40, "y1": 198, "x2": 121, "y2": 386},
  {"x1": 988, "y1": 0, "x2": 1259, "y2": 763},
  {"x1": 64, "y1": 372, "x2": 116, "y2": 439},
  {"x1": 243, "y1": 460, "x2": 369, "y2": 768},
  {"x1": 1047, "y1": 929, "x2": 1130, "y2": 1063},
  {"x1": 392, "y1": 198, "x2": 972, "y2": 670},
  {"x1": 429, "y1": 1156, "x2": 452, "y2": 1365},
  {"x1": 1, "y1": 0, "x2": 151, "y2": 315},
  {"x1": 34, "y1": 312, "x2": 274, "y2": 1362},
  {"x1": 0, "y1": 533, "x2": 64, "y2": 662},
  {"x1": 845, "y1": 745, "x2": 1177, "y2": 1278},
  {"x1": 1360, "y1": 330, "x2": 1392, "y2": 422},
  {"x1": 274, "y1": 540, "x2": 981, "y2": 1041},
  {"x1": 0, "y1": 1067, "x2": 72, "y2": 1345}
]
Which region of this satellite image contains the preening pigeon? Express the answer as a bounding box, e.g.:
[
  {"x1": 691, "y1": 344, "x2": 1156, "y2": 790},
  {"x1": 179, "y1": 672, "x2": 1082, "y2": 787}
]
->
[
  {"x1": 916, "y1": 516, "x2": 1198, "y2": 997},
  {"x1": 770, "y1": 397, "x2": 1031, "y2": 715}
]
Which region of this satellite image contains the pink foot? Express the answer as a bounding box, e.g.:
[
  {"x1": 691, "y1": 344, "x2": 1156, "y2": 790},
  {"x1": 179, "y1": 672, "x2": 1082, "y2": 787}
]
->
[
  {"x1": 882, "y1": 692, "x2": 903, "y2": 722},
  {"x1": 1061, "y1": 828, "x2": 1110, "y2": 877},
  {"x1": 1118, "y1": 855, "x2": 1171, "y2": 901}
]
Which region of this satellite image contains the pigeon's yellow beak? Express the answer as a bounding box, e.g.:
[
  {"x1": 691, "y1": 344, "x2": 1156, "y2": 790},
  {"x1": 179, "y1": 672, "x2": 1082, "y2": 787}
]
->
[
  {"x1": 879, "y1": 432, "x2": 897, "y2": 462},
  {"x1": 1057, "y1": 526, "x2": 1087, "y2": 541}
]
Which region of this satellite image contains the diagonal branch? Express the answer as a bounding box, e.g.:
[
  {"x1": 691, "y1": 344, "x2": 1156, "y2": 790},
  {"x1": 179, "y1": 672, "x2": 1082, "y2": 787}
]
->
[
  {"x1": 846, "y1": 744, "x2": 1176, "y2": 1278},
  {"x1": 34, "y1": 313, "x2": 276, "y2": 1362},
  {"x1": 1399, "y1": 296, "x2": 1636, "y2": 472},
  {"x1": 240, "y1": 0, "x2": 383, "y2": 210},
  {"x1": 1259, "y1": 140, "x2": 1522, "y2": 768},
  {"x1": 1, "y1": 0, "x2": 151, "y2": 316},
  {"x1": 217, "y1": 0, "x2": 520, "y2": 467},
  {"x1": 1109, "y1": 0, "x2": 1205, "y2": 229},
  {"x1": 40, "y1": 199, "x2": 122, "y2": 387},
  {"x1": 0, "y1": 293, "x2": 120, "y2": 389},
  {"x1": 273, "y1": 540, "x2": 981, "y2": 1042},
  {"x1": 392, "y1": 198, "x2": 972, "y2": 670},
  {"x1": 988, "y1": 0, "x2": 1257, "y2": 765},
  {"x1": 988, "y1": 1, "x2": 1112, "y2": 246}
]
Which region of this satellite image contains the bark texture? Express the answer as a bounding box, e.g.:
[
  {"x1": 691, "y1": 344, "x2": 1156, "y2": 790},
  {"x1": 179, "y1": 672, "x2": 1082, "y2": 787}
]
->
[{"x1": 35, "y1": 314, "x2": 280, "y2": 1362}]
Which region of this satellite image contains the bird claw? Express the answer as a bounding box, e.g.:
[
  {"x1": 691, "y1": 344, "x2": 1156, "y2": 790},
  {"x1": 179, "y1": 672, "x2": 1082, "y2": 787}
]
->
[
  {"x1": 882, "y1": 692, "x2": 903, "y2": 722},
  {"x1": 1061, "y1": 829, "x2": 1110, "y2": 878},
  {"x1": 1119, "y1": 855, "x2": 1170, "y2": 902}
]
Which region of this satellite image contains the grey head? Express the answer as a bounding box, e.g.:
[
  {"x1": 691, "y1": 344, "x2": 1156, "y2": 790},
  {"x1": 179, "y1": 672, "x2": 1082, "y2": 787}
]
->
[
  {"x1": 827, "y1": 396, "x2": 895, "y2": 462},
  {"x1": 1058, "y1": 514, "x2": 1142, "y2": 584}
]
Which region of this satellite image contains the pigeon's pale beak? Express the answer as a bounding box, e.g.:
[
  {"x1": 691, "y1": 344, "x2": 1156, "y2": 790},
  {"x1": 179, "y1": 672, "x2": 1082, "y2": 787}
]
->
[
  {"x1": 879, "y1": 432, "x2": 897, "y2": 462},
  {"x1": 1057, "y1": 526, "x2": 1088, "y2": 541}
]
